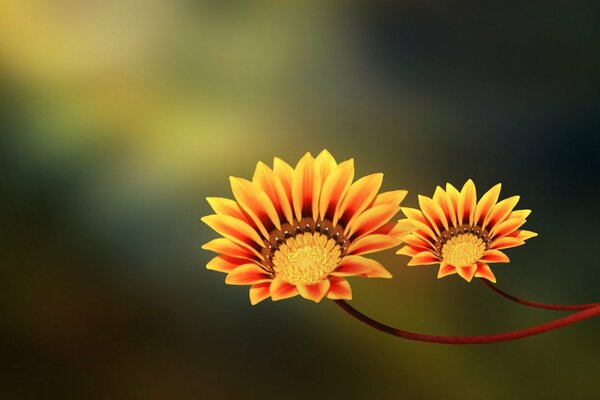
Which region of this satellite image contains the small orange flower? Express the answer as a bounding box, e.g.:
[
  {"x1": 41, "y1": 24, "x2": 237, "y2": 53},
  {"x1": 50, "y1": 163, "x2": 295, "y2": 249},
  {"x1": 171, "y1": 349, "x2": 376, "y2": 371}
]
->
[
  {"x1": 396, "y1": 180, "x2": 537, "y2": 283},
  {"x1": 202, "y1": 150, "x2": 413, "y2": 304}
]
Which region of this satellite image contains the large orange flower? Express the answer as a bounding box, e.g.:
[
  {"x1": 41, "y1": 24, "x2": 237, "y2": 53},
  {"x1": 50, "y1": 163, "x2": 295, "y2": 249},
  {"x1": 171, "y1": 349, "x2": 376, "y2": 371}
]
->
[
  {"x1": 202, "y1": 150, "x2": 413, "y2": 304},
  {"x1": 396, "y1": 180, "x2": 537, "y2": 283}
]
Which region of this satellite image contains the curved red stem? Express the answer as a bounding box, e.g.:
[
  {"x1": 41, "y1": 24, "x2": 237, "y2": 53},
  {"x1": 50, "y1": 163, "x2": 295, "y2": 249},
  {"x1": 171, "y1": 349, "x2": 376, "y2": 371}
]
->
[
  {"x1": 334, "y1": 300, "x2": 600, "y2": 344},
  {"x1": 480, "y1": 279, "x2": 600, "y2": 311}
]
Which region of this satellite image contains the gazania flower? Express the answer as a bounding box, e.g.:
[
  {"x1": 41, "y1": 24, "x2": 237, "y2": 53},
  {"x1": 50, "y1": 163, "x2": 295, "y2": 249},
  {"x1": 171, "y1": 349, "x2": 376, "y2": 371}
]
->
[
  {"x1": 202, "y1": 150, "x2": 413, "y2": 304},
  {"x1": 396, "y1": 180, "x2": 537, "y2": 283}
]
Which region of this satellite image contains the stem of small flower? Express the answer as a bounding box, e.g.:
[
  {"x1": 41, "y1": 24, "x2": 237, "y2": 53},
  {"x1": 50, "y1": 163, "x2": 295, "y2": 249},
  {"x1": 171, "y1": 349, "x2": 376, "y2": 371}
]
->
[
  {"x1": 479, "y1": 279, "x2": 600, "y2": 311},
  {"x1": 333, "y1": 300, "x2": 600, "y2": 344}
]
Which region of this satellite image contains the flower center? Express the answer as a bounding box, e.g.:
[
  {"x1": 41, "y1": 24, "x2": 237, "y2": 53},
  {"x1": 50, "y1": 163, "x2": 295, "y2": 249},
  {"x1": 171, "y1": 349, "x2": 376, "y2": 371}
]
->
[
  {"x1": 272, "y1": 232, "x2": 342, "y2": 285},
  {"x1": 441, "y1": 233, "x2": 486, "y2": 267}
]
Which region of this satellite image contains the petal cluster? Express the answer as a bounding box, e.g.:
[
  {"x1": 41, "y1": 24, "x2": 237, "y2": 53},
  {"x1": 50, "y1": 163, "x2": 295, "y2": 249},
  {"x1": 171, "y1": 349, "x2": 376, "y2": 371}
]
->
[
  {"x1": 397, "y1": 180, "x2": 537, "y2": 283},
  {"x1": 202, "y1": 150, "x2": 413, "y2": 304}
]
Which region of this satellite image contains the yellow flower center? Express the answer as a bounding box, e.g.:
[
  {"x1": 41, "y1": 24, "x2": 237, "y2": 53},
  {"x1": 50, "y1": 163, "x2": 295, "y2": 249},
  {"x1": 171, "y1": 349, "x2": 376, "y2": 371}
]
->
[
  {"x1": 272, "y1": 232, "x2": 341, "y2": 285},
  {"x1": 441, "y1": 233, "x2": 486, "y2": 267}
]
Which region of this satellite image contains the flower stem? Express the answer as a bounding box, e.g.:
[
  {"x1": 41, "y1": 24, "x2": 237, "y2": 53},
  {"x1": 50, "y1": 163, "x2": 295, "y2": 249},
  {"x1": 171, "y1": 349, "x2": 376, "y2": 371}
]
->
[
  {"x1": 333, "y1": 300, "x2": 600, "y2": 344},
  {"x1": 479, "y1": 279, "x2": 600, "y2": 311}
]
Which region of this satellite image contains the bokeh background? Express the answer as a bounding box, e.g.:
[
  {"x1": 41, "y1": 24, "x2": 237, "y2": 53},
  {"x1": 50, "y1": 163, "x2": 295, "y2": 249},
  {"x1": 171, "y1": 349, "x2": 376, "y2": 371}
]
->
[{"x1": 1, "y1": 1, "x2": 599, "y2": 399}]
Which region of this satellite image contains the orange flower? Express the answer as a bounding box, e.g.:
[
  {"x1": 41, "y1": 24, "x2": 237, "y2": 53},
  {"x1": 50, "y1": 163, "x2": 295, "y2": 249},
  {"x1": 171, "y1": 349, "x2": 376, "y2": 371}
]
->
[
  {"x1": 396, "y1": 180, "x2": 537, "y2": 283},
  {"x1": 202, "y1": 150, "x2": 413, "y2": 304}
]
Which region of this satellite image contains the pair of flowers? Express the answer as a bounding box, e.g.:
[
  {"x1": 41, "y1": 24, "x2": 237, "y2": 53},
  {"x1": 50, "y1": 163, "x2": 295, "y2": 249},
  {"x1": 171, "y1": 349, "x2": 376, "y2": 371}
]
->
[{"x1": 202, "y1": 150, "x2": 536, "y2": 305}]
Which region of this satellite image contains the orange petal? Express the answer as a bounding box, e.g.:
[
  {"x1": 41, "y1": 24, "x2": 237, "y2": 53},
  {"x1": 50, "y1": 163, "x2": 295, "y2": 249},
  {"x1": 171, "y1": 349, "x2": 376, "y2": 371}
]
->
[
  {"x1": 273, "y1": 157, "x2": 294, "y2": 203},
  {"x1": 437, "y1": 262, "x2": 457, "y2": 278},
  {"x1": 347, "y1": 234, "x2": 400, "y2": 255},
  {"x1": 201, "y1": 214, "x2": 264, "y2": 249},
  {"x1": 230, "y1": 177, "x2": 281, "y2": 238},
  {"x1": 249, "y1": 282, "x2": 271, "y2": 305},
  {"x1": 407, "y1": 251, "x2": 440, "y2": 266},
  {"x1": 513, "y1": 230, "x2": 538, "y2": 241},
  {"x1": 396, "y1": 245, "x2": 421, "y2": 257},
  {"x1": 326, "y1": 276, "x2": 352, "y2": 300},
  {"x1": 509, "y1": 209, "x2": 531, "y2": 220},
  {"x1": 332, "y1": 255, "x2": 381, "y2": 277},
  {"x1": 490, "y1": 217, "x2": 526, "y2": 239},
  {"x1": 297, "y1": 280, "x2": 331, "y2": 303},
  {"x1": 401, "y1": 233, "x2": 435, "y2": 252},
  {"x1": 318, "y1": 159, "x2": 354, "y2": 221},
  {"x1": 335, "y1": 173, "x2": 383, "y2": 227},
  {"x1": 225, "y1": 264, "x2": 272, "y2": 285},
  {"x1": 445, "y1": 183, "x2": 460, "y2": 213},
  {"x1": 433, "y1": 186, "x2": 456, "y2": 227},
  {"x1": 206, "y1": 197, "x2": 251, "y2": 225},
  {"x1": 474, "y1": 183, "x2": 501, "y2": 227},
  {"x1": 490, "y1": 237, "x2": 525, "y2": 250},
  {"x1": 485, "y1": 196, "x2": 520, "y2": 230},
  {"x1": 401, "y1": 207, "x2": 438, "y2": 242},
  {"x1": 480, "y1": 249, "x2": 510, "y2": 263},
  {"x1": 315, "y1": 149, "x2": 337, "y2": 183},
  {"x1": 419, "y1": 195, "x2": 449, "y2": 233},
  {"x1": 346, "y1": 204, "x2": 400, "y2": 238},
  {"x1": 374, "y1": 190, "x2": 408, "y2": 207},
  {"x1": 386, "y1": 219, "x2": 416, "y2": 239},
  {"x1": 360, "y1": 260, "x2": 392, "y2": 278},
  {"x1": 474, "y1": 263, "x2": 497, "y2": 283},
  {"x1": 458, "y1": 179, "x2": 477, "y2": 225},
  {"x1": 292, "y1": 152, "x2": 321, "y2": 221},
  {"x1": 202, "y1": 238, "x2": 262, "y2": 261},
  {"x1": 252, "y1": 162, "x2": 294, "y2": 225},
  {"x1": 270, "y1": 277, "x2": 299, "y2": 301},
  {"x1": 456, "y1": 265, "x2": 477, "y2": 282},
  {"x1": 206, "y1": 255, "x2": 248, "y2": 273}
]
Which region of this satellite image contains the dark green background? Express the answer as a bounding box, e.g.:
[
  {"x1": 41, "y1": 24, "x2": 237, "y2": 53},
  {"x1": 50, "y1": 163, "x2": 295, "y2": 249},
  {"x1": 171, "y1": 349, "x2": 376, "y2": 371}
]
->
[{"x1": 1, "y1": 2, "x2": 598, "y2": 399}]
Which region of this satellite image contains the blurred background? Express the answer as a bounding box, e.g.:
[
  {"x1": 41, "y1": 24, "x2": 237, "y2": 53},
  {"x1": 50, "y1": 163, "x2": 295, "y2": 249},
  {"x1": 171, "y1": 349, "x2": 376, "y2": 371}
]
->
[{"x1": 1, "y1": 1, "x2": 599, "y2": 398}]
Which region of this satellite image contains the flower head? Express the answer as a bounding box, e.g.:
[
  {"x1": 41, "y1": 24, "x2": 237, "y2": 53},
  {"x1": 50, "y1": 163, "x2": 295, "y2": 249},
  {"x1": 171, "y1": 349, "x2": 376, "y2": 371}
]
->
[
  {"x1": 202, "y1": 150, "x2": 413, "y2": 304},
  {"x1": 396, "y1": 180, "x2": 537, "y2": 283}
]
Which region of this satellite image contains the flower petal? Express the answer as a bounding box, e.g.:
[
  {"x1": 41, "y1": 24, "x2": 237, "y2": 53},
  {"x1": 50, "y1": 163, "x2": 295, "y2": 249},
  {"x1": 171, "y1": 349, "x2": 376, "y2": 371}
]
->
[
  {"x1": 401, "y1": 233, "x2": 435, "y2": 252},
  {"x1": 437, "y1": 262, "x2": 457, "y2": 278},
  {"x1": 456, "y1": 265, "x2": 477, "y2": 282},
  {"x1": 474, "y1": 183, "x2": 501, "y2": 227},
  {"x1": 396, "y1": 245, "x2": 421, "y2": 257},
  {"x1": 292, "y1": 152, "x2": 321, "y2": 221},
  {"x1": 347, "y1": 234, "x2": 400, "y2": 255},
  {"x1": 249, "y1": 282, "x2": 271, "y2": 305},
  {"x1": 485, "y1": 196, "x2": 520, "y2": 230},
  {"x1": 273, "y1": 157, "x2": 294, "y2": 203},
  {"x1": 419, "y1": 195, "x2": 449, "y2": 233},
  {"x1": 270, "y1": 277, "x2": 299, "y2": 301},
  {"x1": 318, "y1": 159, "x2": 354, "y2": 221},
  {"x1": 480, "y1": 249, "x2": 510, "y2": 263},
  {"x1": 374, "y1": 190, "x2": 408, "y2": 207},
  {"x1": 327, "y1": 277, "x2": 352, "y2": 300},
  {"x1": 332, "y1": 255, "x2": 381, "y2": 277},
  {"x1": 386, "y1": 219, "x2": 417, "y2": 239},
  {"x1": 458, "y1": 179, "x2": 477, "y2": 226},
  {"x1": 360, "y1": 260, "x2": 392, "y2": 279},
  {"x1": 512, "y1": 230, "x2": 538, "y2": 241},
  {"x1": 230, "y1": 177, "x2": 281, "y2": 238},
  {"x1": 407, "y1": 251, "x2": 440, "y2": 266},
  {"x1": 490, "y1": 217, "x2": 526, "y2": 239},
  {"x1": 401, "y1": 207, "x2": 438, "y2": 242},
  {"x1": 346, "y1": 204, "x2": 400, "y2": 238},
  {"x1": 206, "y1": 255, "x2": 248, "y2": 273},
  {"x1": 202, "y1": 238, "x2": 262, "y2": 261},
  {"x1": 335, "y1": 173, "x2": 383, "y2": 227},
  {"x1": 315, "y1": 149, "x2": 337, "y2": 183},
  {"x1": 490, "y1": 236, "x2": 525, "y2": 250},
  {"x1": 433, "y1": 186, "x2": 457, "y2": 227},
  {"x1": 225, "y1": 264, "x2": 272, "y2": 285},
  {"x1": 474, "y1": 263, "x2": 497, "y2": 283},
  {"x1": 201, "y1": 214, "x2": 264, "y2": 249},
  {"x1": 252, "y1": 162, "x2": 295, "y2": 225},
  {"x1": 297, "y1": 280, "x2": 331, "y2": 303},
  {"x1": 206, "y1": 197, "x2": 252, "y2": 225}
]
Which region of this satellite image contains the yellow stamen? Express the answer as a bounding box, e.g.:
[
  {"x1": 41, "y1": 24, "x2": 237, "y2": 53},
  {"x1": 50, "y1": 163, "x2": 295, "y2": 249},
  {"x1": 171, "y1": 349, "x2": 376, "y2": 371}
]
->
[
  {"x1": 272, "y1": 232, "x2": 341, "y2": 285},
  {"x1": 441, "y1": 233, "x2": 486, "y2": 267}
]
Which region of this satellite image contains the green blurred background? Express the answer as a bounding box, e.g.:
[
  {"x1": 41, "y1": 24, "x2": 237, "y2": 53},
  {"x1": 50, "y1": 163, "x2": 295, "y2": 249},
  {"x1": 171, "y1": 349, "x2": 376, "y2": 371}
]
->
[{"x1": 1, "y1": 1, "x2": 599, "y2": 399}]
